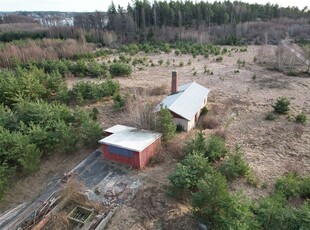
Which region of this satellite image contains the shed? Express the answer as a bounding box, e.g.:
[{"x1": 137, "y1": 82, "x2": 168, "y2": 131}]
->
[
  {"x1": 156, "y1": 71, "x2": 210, "y2": 131},
  {"x1": 98, "y1": 125, "x2": 162, "y2": 169}
]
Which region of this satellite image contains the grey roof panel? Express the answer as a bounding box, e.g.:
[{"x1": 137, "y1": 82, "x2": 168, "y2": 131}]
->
[{"x1": 156, "y1": 82, "x2": 210, "y2": 121}]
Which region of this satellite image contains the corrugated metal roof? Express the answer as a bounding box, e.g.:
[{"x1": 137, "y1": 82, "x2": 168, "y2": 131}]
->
[
  {"x1": 99, "y1": 125, "x2": 162, "y2": 152},
  {"x1": 156, "y1": 82, "x2": 210, "y2": 121}
]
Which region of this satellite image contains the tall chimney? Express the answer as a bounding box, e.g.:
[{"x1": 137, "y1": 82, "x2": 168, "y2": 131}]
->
[{"x1": 171, "y1": 70, "x2": 178, "y2": 94}]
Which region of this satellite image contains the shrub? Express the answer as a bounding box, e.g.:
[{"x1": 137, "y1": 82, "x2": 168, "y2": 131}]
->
[
  {"x1": 252, "y1": 74, "x2": 257, "y2": 80},
  {"x1": 179, "y1": 60, "x2": 184, "y2": 67},
  {"x1": 88, "y1": 107, "x2": 99, "y2": 120},
  {"x1": 70, "y1": 79, "x2": 119, "y2": 103},
  {"x1": 237, "y1": 58, "x2": 246, "y2": 67},
  {"x1": 272, "y1": 97, "x2": 290, "y2": 114},
  {"x1": 245, "y1": 171, "x2": 260, "y2": 187},
  {"x1": 200, "y1": 107, "x2": 208, "y2": 116},
  {"x1": 295, "y1": 112, "x2": 307, "y2": 124},
  {"x1": 113, "y1": 93, "x2": 126, "y2": 111},
  {"x1": 275, "y1": 172, "x2": 302, "y2": 198},
  {"x1": 0, "y1": 163, "x2": 15, "y2": 200},
  {"x1": 215, "y1": 56, "x2": 223, "y2": 62},
  {"x1": 158, "y1": 59, "x2": 163, "y2": 65},
  {"x1": 300, "y1": 176, "x2": 310, "y2": 199},
  {"x1": 168, "y1": 152, "x2": 212, "y2": 198},
  {"x1": 192, "y1": 172, "x2": 258, "y2": 229},
  {"x1": 156, "y1": 107, "x2": 176, "y2": 141},
  {"x1": 109, "y1": 62, "x2": 132, "y2": 77},
  {"x1": 255, "y1": 193, "x2": 289, "y2": 230},
  {"x1": 219, "y1": 146, "x2": 250, "y2": 181},
  {"x1": 166, "y1": 59, "x2": 171, "y2": 66},
  {"x1": 205, "y1": 135, "x2": 227, "y2": 161},
  {"x1": 185, "y1": 131, "x2": 207, "y2": 155},
  {"x1": 265, "y1": 112, "x2": 276, "y2": 120}
]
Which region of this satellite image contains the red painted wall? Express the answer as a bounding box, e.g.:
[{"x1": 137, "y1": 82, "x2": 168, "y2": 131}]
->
[
  {"x1": 139, "y1": 138, "x2": 161, "y2": 169},
  {"x1": 101, "y1": 138, "x2": 161, "y2": 169}
]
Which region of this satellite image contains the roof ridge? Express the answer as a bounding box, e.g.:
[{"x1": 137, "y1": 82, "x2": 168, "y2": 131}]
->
[{"x1": 168, "y1": 82, "x2": 194, "y2": 109}]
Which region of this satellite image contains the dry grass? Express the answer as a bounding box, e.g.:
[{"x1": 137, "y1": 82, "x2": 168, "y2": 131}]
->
[
  {"x1": 214, "y1": 128, "x2": 228, "y2": 140},
  {"x1": 120, "y1": 93, "x2": 157, "y2": 130},
  {"x1": 43, "y1": 212, "x2": 69, "y2": 230},
  {"x1": 0, "y1": 23, "x2": 45, "y2": 32},
  {"x1": 200, "y1": 116, "x2": 220, "y2": 129},
  {"x1": 147, "y1": 84, "x2": 168, "y2": 96},
  {"x1": 0, "y1": 38, "x2": 95, "y2": 67},
  {"x1": 164, "y1": 137, "x2": 186, "y2": 160},
  {"x1": 292, "y1": 124, "x2": 305, "y2": 138}
]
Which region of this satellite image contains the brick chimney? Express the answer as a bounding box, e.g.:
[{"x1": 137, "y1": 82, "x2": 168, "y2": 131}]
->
[{"x1": 171, "y1": 70, "x2": 178, "y2": 94}]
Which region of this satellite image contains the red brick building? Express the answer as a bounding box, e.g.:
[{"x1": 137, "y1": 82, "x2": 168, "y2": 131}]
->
[{"x1": 99, "y1": 125, "x2": 162, "y2": 169}]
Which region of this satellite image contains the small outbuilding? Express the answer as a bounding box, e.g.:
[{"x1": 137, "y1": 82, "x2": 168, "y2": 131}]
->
[
  {"x1": 156, "y1": 71, "x2": 210, "y2": 132},
  {"x1": 98, "y1": 125, "x2": 162, "y2": 169}
]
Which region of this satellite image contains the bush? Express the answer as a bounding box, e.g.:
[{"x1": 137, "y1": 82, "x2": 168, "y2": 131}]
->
[
  {"x1": 185, "y1": 131, "x2": 207, "y2": 155},
  {"x1": 295, "y1": 112, "x2": 307, "y2": 124},
  {"x1": 205, "y1": 135, "x2": 227, "y2": 161},
  {"x1": 254, "y1": 193, "x2": 289, "y2": 230},
  {"x1": 215, "y1": 56, "x2": 223, "y2": 62},
  {"x1": 0, "y1": 163, "x2": 15, "y2": 200},
  {"x1": 158, "y1": 59, "x2": 163, "y2": 65},
  {"x1": 265, "y1": 112, "x2": 276, "y2": 120},
  {"x1": 192, "y1": 172, "x2": 258, "y2": 229},
  {"x1": 219, "y1": 146, "x2": 250, "y2": 181},
  {"x1": 70, "y1": 79, "x2": 119, "y2": 103},
  {"x1": 275, "y1": 172, "x2": 302, "y2": 198},
  {"x1": 168, "y1": 152, "x2": 212, "y2": 198},
  {"x1": 113, "y1": 93, "x2": 126, "y2": 111},
  {"x1": 272, "y1": 97, "x2": 290, "y2": 114},
  {"x1": 156, "y1": 107, "x2": 176, "y2": 141},
  {"x1": 300, "y1": 176, "x2": 310, "y2": 199},
  {"x1": 109, "y1": 62, "x2": 132, "y2": 77},
  {"x1": 200, "y1": 107, "x2": 208, "y2": 116}
]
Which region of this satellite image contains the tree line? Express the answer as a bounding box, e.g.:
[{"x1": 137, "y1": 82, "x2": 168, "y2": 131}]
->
[
  {"x1": 71, "y1": 1, "x2": 310, "y2": 30},
  {"x1": 108, "y1": 0, "x2": 309, "y2": 29}
]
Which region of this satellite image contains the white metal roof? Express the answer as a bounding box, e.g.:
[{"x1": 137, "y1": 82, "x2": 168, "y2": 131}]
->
[
  {"x1": 99, "y1": 125, "x2": 162, "y2": 152},
  {"x1": 156, "y1": 82, "x2": 210, "y2": 121},
  {"x1": 104, "y1": 124, "x2": 136, "y2": 134}
]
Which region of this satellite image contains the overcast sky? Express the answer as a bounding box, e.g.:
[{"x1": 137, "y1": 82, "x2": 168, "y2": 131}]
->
[{"x1": 0, "y1": 0, "x2": 308, "y2": 12}]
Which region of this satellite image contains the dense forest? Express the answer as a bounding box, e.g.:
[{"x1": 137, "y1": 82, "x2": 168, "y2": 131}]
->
[
  {"x1": 1, "y1": 1, "x2": 310, "y2": 45},
  {"x1": 71, "y1": 1, "x2": 310, "y2": 29},
  {"x1": 78, "y1": 1, "x2": 310, "y2": 44}
]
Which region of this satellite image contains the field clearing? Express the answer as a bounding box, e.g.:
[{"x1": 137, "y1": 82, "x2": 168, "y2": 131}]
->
[
  {"x1": 99, "y1": 45, "x2": 310, "y2": 229},
  {"x1": 91, "y1": 45, "x2": 310, "y2": 183},
  {"x1": 1, "y1": 45, "x2": 309, "y2": 229}
]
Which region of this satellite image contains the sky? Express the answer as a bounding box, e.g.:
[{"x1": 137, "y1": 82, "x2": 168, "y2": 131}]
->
[{"x1": 0, "y1": 0, "x2": 308, "y2": 12}]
